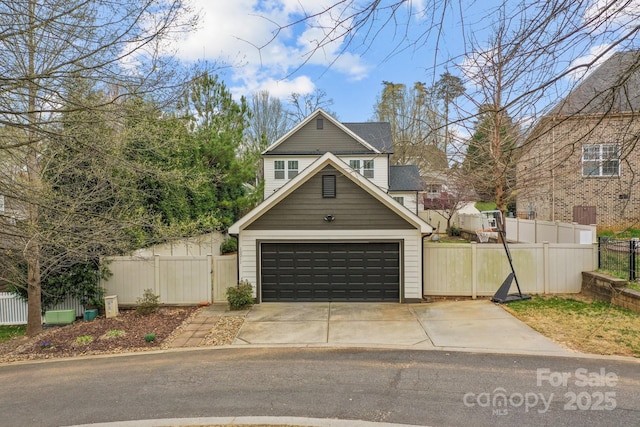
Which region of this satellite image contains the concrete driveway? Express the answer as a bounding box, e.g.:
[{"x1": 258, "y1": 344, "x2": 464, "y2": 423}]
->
[{"x1": 233, "y1": 300, "x2": 573, "y2": 356}]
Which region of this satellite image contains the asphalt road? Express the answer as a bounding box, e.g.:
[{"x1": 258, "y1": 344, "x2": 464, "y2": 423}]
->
[{"x1": 1, "y1": 348, "x2": 638, "y2": 427}]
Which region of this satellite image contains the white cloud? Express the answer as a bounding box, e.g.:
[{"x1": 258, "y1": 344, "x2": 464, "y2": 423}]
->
[
  {"x1": 230, "y1": 75, "x2": 316, "y2": 100},
  {"x1": 583, "y1": 0, "x2": 640, "y2": 32},
  {"x1": 459, "y1": 46, "x2": 498, "y2": 89},
  {"x1": 171, "y1": 0, "x2": 370, "y2": 98},
  {"x1": 565, "y1": 44, "x2": 615, "y2": 82}
]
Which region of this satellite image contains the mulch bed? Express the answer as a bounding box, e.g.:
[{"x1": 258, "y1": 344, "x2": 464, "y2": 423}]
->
[{"x1": 0, "y1": 306, "x2": 199, "y2": 363}]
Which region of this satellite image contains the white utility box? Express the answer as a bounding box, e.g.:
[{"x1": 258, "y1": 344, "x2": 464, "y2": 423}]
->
[{"x1": 104, "y1": 295, "x2": 119, "y2": 318}]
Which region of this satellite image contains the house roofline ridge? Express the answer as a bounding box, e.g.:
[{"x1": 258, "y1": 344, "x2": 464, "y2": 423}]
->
[{"x1": 261, "y1": 109, "x2": 381, "y2": 155}]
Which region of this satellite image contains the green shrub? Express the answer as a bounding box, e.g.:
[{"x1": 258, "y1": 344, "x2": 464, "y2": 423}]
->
[
  {"x1": 144, "y1": 333, "x2": 156, "y2": 342},
  {"x1": 226, "y1": 280, "x2": 254, "y2": 310},
  {"x1": 447, "y1": 225, "x2": 462, "y2": 236},
  {"x1": 220, "y1": 238, "x2": 238, "y2": 254},
  {"x1": 8, "y1": 260, "x2": 110, "y2": 314},
  {"x1": 136, "y1": 289, "x2": 160, "y2": 315}
]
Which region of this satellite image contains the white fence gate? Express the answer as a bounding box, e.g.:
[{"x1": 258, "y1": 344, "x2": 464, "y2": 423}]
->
[{"x1": 101, "y1": 254, "x2": 237, "y2": 305}]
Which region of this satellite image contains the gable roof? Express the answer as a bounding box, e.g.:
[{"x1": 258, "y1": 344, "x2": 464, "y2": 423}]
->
[
  {"x1": 553, "y1": 50, "x2": 640, "y2": 115},
  {"x1": 229, "y1": 152, "x2": 432, "y2": 234},
  {"x1": 389, "y1": 165, "x2": 423, "y2": 191},
  {"x1": 262, "y1": 109, "x2": 387, "y2": 155},
  {"x1": 343, "y1": 122, "x2": 394, "y2": 153}
]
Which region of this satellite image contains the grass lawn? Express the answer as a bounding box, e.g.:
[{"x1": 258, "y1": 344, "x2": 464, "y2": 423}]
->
[
  {"x1": 475, "y1": 201, "x2": 497, "y2": 212},
  {"x1": 0, "y1": 325, "x2": 26, "y2": 344},
  {"x1": 503, "y1": 295, "x2": 640, "y2": 357},
  {"x1": 598, "y1": 228, "x2": 640, "y2": 239}
]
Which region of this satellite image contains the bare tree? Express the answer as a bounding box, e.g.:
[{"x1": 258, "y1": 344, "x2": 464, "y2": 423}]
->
[
  {"x1": 423, "y1": 167, "x2": 477, "y2": 234},
  {"x1": 373, "y1": 81, "x2": 446, "y2": 171},
  {"x1": 245, "y1": 91, "x2": 292, "y2": 187},
  {"x1": 288, "y1": 88, "x2": 336, "y2": 121},
  {"x1": 0, "y1": 0, "x2": 195, "y2": 336},
  {"x1": 269, "y1": 0, "x2": 640, "y2": 197}
]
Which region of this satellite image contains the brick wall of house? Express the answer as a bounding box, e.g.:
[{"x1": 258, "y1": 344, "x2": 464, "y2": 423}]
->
[{"x1": 518, "y1": 114, "x2": 640, "y2": 229}]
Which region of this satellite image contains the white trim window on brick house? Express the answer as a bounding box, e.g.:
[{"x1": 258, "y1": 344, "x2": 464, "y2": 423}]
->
[
  {"x1": 274, "y1": 160, "x2": 299, "y2": 179},
  {"x1": 349, "y1": 159, "x2": 374, "y2": 178},
  {"x1": 426, "y1": 184, "x2": 442, "y2": 198},
  {"x1": 582, "y1": 144, "x2": 620, "y2": 177}
]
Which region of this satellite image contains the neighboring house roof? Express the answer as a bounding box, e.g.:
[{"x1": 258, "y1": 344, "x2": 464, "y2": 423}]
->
[
  {"x1": 342, "y1": 122, "x2": 394, "y2": 154},
  {"x1": 388, "y1": 165, "x2": 423, "y2": 191},
  {"x1": 262, "y1": 109, "x2": 386, "y2": 155},
  {"x1": 553, "y1": 50, "x2": 640, "y2": 115},
  {"x1": 229, "y1": 152, "x2": 432, "y2": 234}
]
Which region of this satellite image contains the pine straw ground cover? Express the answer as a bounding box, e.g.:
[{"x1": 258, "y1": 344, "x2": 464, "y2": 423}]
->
[{"x1": 502, "y1": 294, "x2": 640, "y2": 357}]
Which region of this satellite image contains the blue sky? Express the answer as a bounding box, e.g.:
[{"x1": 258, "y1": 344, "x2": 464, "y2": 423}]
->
[{"x1": 170, "y1": 0, "x2": 636, "y2": 125}]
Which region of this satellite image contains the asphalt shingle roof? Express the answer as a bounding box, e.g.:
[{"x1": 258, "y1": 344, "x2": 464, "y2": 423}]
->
[
  {"x1": 389, "y1": 165, "x2": 423, "y2": 191},
  {"x1": 554, "y1": 50, "x2": 640, "y2": 115},
  {"x1": 343, "y1": 122, "x2": 394, "y2": 154}
]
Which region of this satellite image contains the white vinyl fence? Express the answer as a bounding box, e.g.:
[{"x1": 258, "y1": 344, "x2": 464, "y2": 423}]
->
[
  {"x1": 0, "y1": 292, "x2": 84, "y2": 326},
  {"x1": 101, "y1": 254, "x2": 237, "y2": 305},
  {"x1": 456, "y1": 214, "x2": 596, "y2": 244},
  {"x1": 424, "y1": 242, "x2": 597, "y2": 298},
  {"x1": 504, "y1": 218, "x2": 596, "y2": 244}
]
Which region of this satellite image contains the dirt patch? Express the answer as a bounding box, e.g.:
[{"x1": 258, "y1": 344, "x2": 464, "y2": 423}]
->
[{"x1": 0, "y1": 307, "x2": 203, "y2": 364}]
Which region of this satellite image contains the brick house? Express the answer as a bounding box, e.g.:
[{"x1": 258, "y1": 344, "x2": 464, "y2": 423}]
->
[{"x1": 517, "y1": 51, "x2": 640, "y2": 228}]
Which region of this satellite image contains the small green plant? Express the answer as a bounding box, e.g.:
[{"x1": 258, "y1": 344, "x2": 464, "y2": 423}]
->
[
  {"x1": 0, "y1": 325, "x2": 26, "y2": 344},
  {"x1": 226, "y1": 280, "x2": 254, "y2": 310},
  {"x1": 144, "y1": 333, "x2": 156, "y2": 342},
  {"x1": 447, "y1": 225, "x2": 462, "y2": 237},
  {"x1": 75, "y1": 335, "x2": 94, "y2": 344},
  {"x1": 106, "y1": 329, "x2": 125, "y2": 338},
  {"x1": 136, "y1": 288, "x2": 160, "y2": 315},
  {"x1": 220, "y1": 238, "x2": 238, "y2": 254}
]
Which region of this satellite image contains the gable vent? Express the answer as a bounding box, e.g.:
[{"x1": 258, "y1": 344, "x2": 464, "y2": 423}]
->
[
  {"x1": 322, "y1": 175, "x2": 336, "y2": 198},
  {"x1": 317, "y1": 118, "x2": 324, "y2": 129}
]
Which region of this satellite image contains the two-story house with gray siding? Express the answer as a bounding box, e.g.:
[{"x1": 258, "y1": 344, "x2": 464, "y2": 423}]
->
[{"x1": 229, "y1": 109, "x2": 432, "y2": 302}]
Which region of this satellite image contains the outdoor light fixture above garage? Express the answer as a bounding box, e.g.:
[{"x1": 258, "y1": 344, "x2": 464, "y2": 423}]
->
[{"x1": 323, "y1": 214, "x2": 335, "y2": 222}]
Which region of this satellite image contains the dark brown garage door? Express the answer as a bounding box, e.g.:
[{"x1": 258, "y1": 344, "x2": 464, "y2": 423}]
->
[{"x1": 261, "y1": 242, "x2": 400, "y2": 302}]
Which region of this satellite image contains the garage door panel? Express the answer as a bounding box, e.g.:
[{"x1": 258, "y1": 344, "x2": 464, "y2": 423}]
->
[{"x1": 261, "y1": 242, "x2": 400, "y2": 302}]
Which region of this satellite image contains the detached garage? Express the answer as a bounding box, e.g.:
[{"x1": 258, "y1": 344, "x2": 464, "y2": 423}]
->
[{"x1": 229, "y1": 153, "x2": 432, "y2": 303}]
